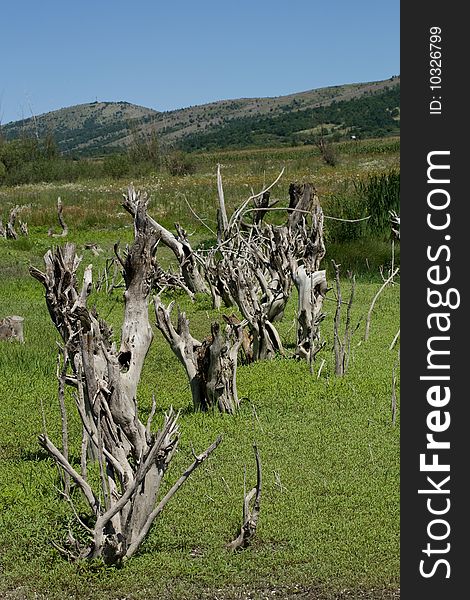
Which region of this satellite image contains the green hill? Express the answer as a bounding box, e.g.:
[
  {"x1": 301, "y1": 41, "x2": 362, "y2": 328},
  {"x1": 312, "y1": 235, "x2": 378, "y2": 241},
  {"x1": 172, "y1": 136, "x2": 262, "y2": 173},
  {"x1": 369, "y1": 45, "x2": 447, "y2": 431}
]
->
[{"x1": 1, "y1": 77, "x2": 399, "y2": 156}]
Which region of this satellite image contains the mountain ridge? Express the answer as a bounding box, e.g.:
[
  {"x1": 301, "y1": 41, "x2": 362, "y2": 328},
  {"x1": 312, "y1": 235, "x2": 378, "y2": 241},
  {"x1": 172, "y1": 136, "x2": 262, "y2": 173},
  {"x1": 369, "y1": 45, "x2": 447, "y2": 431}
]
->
[{"x1": 1, "y1": 76, "x2": 400, "y2": 155}]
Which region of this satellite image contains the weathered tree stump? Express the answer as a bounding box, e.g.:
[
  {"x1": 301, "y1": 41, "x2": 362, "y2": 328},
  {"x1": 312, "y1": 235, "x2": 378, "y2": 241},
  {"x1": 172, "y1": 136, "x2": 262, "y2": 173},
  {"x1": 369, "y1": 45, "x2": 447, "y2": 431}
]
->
[
  {"x1": 227, "y1": 445, "x2": 262, "y2": 551},
  {"x1": 154, "y1": 297, "x2": 243, "y2": 413},
  {"x1": 0, "y1": 316, "x2": 24, "y2": 343},
  {"x1": 30, "y1": 194, "x2": 220, "y2": 565},
  {"x1": 0, "y1": 205, "x2": 24, "y2": 239},
  {"x1": 288, "y1": 182, "x2": 319, "y2": 229},
  {"x1": 48, "y1": 197, "x2": 68, "y2": 237},
  {"x1": 288, "y1": 205, "x2": 327, "y2": 363}
]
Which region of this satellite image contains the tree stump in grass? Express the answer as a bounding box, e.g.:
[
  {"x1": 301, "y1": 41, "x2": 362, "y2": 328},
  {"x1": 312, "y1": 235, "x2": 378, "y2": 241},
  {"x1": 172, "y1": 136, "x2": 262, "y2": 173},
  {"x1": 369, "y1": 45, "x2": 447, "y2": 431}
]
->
[{"x1": 0, "y1": 316, "x2": 24, "y2": 343}]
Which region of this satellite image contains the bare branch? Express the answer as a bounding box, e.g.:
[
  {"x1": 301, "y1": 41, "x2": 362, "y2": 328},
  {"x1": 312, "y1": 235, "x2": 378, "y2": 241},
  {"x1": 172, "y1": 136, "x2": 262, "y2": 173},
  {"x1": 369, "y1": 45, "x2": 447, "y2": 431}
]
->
[
  {"x1": 125, "y1": 434, "x2": 222, "y2": 560},
  {"x1": 364, "y1": 268, "x2": 399, "y2": 341},
  {"x1": 217, "y1": 164, "x2": 229, "y2": 235},
  {"x1": 38, "y1": 433, "x2": 100, "y2": 515},
  {"x1": 227, "y1": 444, "x2": 262, "y2": 551}
]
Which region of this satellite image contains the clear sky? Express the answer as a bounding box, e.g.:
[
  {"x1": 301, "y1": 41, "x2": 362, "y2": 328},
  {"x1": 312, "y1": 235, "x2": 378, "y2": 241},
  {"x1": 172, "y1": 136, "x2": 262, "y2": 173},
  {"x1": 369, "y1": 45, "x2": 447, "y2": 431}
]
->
[{"x1": 0, "y1": 0, "x2": 399, "y2": 125}]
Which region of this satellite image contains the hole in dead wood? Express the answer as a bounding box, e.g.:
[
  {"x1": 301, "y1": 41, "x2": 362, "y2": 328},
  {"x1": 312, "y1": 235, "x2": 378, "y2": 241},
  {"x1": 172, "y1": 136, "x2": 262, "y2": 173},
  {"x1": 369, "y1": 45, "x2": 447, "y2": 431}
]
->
[{"x1": 118, "y1": 350, "x2": 131, "y2": 372}]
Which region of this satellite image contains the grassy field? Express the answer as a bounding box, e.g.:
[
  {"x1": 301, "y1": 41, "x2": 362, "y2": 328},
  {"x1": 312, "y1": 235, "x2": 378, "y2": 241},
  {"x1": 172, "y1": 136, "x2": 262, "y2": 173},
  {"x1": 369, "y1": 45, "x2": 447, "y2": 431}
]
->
[{"x1": 0, "y1": 139, "x2": 400, "y2": 600}]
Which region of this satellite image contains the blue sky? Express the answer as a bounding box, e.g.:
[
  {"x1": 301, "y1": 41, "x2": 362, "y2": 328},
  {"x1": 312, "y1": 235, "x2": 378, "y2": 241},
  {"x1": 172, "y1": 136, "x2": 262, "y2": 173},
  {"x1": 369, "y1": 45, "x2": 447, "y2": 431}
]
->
[{"x1": 0, "y1": 0, "x2": 399, "y2": 125}]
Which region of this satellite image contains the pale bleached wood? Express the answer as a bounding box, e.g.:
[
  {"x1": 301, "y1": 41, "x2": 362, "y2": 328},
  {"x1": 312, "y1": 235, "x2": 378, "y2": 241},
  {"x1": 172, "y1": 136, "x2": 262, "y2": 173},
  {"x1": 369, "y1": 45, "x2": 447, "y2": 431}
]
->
[{"x1": 30, "y1": 195, "x2": 220, "y2": 565}]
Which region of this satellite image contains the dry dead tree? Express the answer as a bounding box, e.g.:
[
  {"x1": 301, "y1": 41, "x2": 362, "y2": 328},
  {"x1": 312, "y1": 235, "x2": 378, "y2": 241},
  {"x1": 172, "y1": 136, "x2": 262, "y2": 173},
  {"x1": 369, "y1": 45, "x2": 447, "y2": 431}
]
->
[
  {"x1": 215, "y1": 246, "x2": 285, "y2": 361},
  {"x1": 19, "y1": 220, "x2": 28, "y2": 236},
  {"x1": 203, "y1": 178, "x2": 327, "y2": 362},
  {"x1": 227, "y1": 444, "x2": 262, "y2": 551},
  {"x1": 48, "y1": 197, "x2": 68, "y2": 237},
  {"x1": 7, "y1": 205, "x2": 20, "y2": 239},
  {"x1": 0, "y1": 316, "x2": 24, "y2": 342},
  {"x1": 201, "y1": 169, "x2": 292, "y2": 359},
  {"x1": 287, "y1": 182, "x2": 319, "y2": 230},
  {"x1": 246, "y1": 184, "x2": 327, "y2": 363},
  {"x1": 252, "y1": 190, "x2": 279, "y2": 226},
  {"x1": 286, "y1": 202, "x2": 328, "y2": 364},
  {"x1": 95, "y1": 256, "x2": 125, "y2": 295},
  {"x1": 332, "y1": 261, "x2": 358, "y2": 377},
  {"x1": 122, "y1": 185, "x2": 208, "y2": 296},
  {"x1": 252, "y1": 191, "x2": 270, "y2": 226},
  {"x1": 151, "y1": 264, "x2": 196, "y2": 300},
  {"x1": 30, "y1": 195, "x2": 221, "y2": 565},
  {"x1": 154, "y1": 297, "x2": 243, "y2": 413},
  {"x1": 0, "y1": 205, "x2": 25, "y2": 239},
  {"x1": 204, "y1": 254, "x2": 234, "y2": 310},
  {"x1": 223, "y1": 313, "x2": 253, "y2": 365}
]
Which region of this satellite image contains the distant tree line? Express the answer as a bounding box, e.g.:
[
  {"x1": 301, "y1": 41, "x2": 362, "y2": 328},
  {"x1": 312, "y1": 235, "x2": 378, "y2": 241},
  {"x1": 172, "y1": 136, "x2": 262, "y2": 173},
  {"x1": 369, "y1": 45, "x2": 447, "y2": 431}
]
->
[
  {"x1": 0, "y1": 129, "x2": 195, "y2": 185},
  {"x1": 180, "y1": 87, "x2": 400, "y2": 151}
]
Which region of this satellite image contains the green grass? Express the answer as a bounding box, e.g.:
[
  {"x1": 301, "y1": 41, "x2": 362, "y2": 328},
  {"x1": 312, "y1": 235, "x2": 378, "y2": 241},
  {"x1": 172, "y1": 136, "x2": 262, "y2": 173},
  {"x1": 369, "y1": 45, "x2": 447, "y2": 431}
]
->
[{"x1": 0, "y1": 142, "x2": 399, "y2": 599}]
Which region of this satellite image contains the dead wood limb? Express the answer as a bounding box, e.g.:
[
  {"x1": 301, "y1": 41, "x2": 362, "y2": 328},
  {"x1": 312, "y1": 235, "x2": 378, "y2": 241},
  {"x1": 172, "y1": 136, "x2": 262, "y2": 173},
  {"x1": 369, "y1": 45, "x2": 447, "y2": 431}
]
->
[
  {"x1": 292, "y1": 267, "x2": 327, "y2": 361},
  {"x1": 217, "y1": 164, "x2": 229, "y2": 240},
  {"x1": 57, "y1": 346, "x2": 70, "y2": 495},
  {"x1": 38, "y1": 433, "x2": 101, "y2": 516},
  {"x1": 223, "y1": 314, "x2": 253, "y2": 365},
  {"x1": 84, "y1": 243, "x2": 102, "y2": 256},
  {"x1": 206, "y1": 321, "x2": 243, "y2": 413},
  {"x1": 174, "y1": 222, "x2": 210, "y2": 294},
  {"x1": 252, "y1": 191, "x2": 279, "y2": 225},
  {"x1": 122, "y1": 185, "x2": 208, "y2": 295},
  {"x1": 1, "y1": 206, "x2": 28, "y2": 238},
  {"x1": 19, "y1": 220, "x2": 28, "y2": 236},
  {"x1": 228, "y1": 167, "x2": 285, "y2": 230},
  {"x1": 364, "y1": 268, "x2": 399, "y2": 341},
  {"x1": 390, "y1": 210, "x2": 400, "y2": 240},
  {"x1": 4, "y1": 205, "x2": 21, "y2": 239},
  {"x1": 154, "y1": 297, "x2": 243, "y2": 413},
  {"x1": 389, "y1": 328, "x2": 400, "y2": 351},
  {"x1": 227, "y1": 445, "x2": 262, "y2": 551},
  {"x1": 125, "y1": 434, "x2": 222, "y2": 560},
  {"x1": 332, "y1": 261, "x2": 357, "y2": 377},
  {"x1": 49, "y1": 197, "x2": 68, "y2": 237},
  {"x1": 152, "y1": 264, "x2": 195, "y2": 301},
  {"x1": 224, "y1": 261, "x2": 284, "y2": 361},
  {"x1": 253, "y1": 191, "x2": 270, "y2": 225},
  {"x1": 288, "y1": 205, "x2": 327, "y2": 363},
  {"x1": 207, "y1": 223, "x2": 290, "y2": 360},
  {"x1": 287, "y1": 183, "x2": 319, "y2": 230}
]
